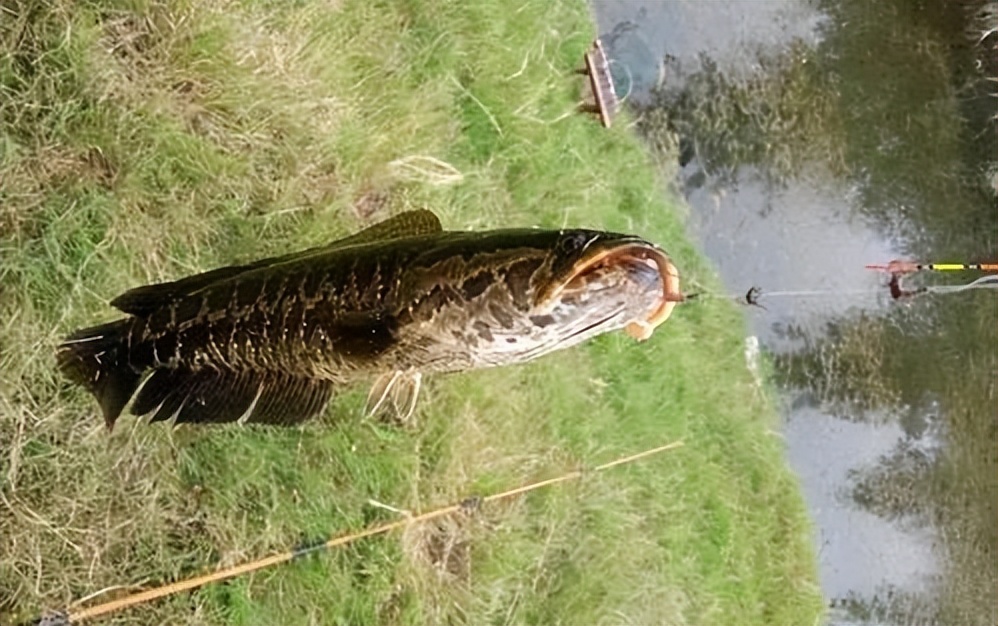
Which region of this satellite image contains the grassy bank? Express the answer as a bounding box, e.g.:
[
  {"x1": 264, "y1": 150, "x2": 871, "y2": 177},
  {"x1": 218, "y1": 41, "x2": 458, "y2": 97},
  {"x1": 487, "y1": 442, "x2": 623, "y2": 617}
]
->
[{"x1": 0, "y1": 1, "x2": 822, "y2": 624}]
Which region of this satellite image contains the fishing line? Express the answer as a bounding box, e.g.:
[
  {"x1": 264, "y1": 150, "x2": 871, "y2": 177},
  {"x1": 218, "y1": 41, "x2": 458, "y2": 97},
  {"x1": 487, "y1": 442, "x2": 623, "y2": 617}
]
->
[
  {"x1": 922, "y1": 274, "x2": 998, "y2": 294},
  {"x1": 606, "y1": 58, "x2": 635, "y2": 103},
  {"x1": 23, "y1": 440, "x2": 684, "y2": 626},
  {"x1": 683, "y1": 276, "x2": 998, "y2": 308},
  {"x1": 742, "y1": 289, "x2": 882, "y2": 298},
  {"x1": 683, "y1": 287, "x2": 883, "y2": 305}
]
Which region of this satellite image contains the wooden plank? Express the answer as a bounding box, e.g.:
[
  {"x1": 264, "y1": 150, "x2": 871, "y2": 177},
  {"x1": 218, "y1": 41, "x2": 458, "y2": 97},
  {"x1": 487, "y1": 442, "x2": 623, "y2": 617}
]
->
[{"x1": 582, "y1": 38, "x2": 619, "y2": 128}]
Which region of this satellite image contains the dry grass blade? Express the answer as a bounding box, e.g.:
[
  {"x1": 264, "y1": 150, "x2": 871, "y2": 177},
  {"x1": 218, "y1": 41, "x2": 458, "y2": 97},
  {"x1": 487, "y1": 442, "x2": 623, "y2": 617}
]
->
[{"x1": 39, "y1": 442, "x2": 684, "y2": 624}]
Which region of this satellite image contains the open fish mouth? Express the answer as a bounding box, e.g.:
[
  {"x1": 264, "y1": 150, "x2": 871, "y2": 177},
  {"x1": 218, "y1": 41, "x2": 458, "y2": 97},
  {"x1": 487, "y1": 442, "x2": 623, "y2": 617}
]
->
[{"x1": 536, "y1": 239, "x2": 681, "y2": 341}]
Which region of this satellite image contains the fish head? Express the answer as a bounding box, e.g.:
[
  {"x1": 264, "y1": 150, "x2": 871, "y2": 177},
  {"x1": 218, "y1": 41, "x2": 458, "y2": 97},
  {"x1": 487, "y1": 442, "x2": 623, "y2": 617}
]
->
[{"x1": 533, "y1": 230, "x2": 681, "y2": 342}]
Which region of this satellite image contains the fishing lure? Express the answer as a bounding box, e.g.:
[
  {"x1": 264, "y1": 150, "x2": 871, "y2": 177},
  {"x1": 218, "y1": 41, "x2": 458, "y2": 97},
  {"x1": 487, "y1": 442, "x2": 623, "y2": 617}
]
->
[{"x1": 58, "y1": 210, "x2": 681, "y2": 429}]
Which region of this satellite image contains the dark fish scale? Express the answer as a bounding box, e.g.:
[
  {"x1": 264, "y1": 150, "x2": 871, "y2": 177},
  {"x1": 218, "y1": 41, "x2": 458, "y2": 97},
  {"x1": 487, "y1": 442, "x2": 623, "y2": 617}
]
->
[
  {"x1": 250, "y1": 305, "x2": 272, "y2": 366},
  {"x1": 264, "y1": 274, "x2": 288, "y2": 317},
  {"x1": 503, "y1": 258, "x2": 544, "y2": 309},
  {"x1": 346, "y1": 258, "x2": 360, "y2": 305},
  {"x1": 301, "y1": 268, "x2": 325, "y2": 306},
  {"x1": 488, "y1": 299, "x2": 516, "y2": 329},
  {"x1": 234, "y1": 275, "x2": 263, "y2": 311},
  {"x1": 460, "y1": 270, "x2": 493, "y2": 300},
  {"x1": 529, "y1": 314, "x2": 555, "y2": 328},
  {"x1": 206, "y1": 322, "x2": 223, "y2": 365},
  {"x1": 153, "y1": 332, "x2": 178, "y2": 367},
  {"x1": 411, "y1": 284, "x2": 449, "y2": 320},
  {"x1": 361, "y1": 262, "x2": 383, "y2": 304},
  {"x1": 226, "y1": 314, "x2": 241, "y2": 367},
  {"x1": 472, "y1": 320, "x2": 494, "y2": 342}
]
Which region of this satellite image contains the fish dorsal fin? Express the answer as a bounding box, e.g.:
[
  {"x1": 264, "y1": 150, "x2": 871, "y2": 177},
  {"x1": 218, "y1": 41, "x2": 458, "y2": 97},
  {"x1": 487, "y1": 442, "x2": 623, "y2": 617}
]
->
[
  {"x1": 331, "y1": 209, "x2": 442, "y2": 248},
  {"x1": 111, "y1": 265, "x2": 256, "y2": 316},
  {"x1": 110, "y1": 210, "x2": 443, "y2": 316}
]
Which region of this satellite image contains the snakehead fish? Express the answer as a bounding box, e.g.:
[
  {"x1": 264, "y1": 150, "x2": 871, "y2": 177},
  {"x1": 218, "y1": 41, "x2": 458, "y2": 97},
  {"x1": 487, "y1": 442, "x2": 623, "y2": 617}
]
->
[{"x1": 57, "y1": 210, "x2": 681, "y2": 429}]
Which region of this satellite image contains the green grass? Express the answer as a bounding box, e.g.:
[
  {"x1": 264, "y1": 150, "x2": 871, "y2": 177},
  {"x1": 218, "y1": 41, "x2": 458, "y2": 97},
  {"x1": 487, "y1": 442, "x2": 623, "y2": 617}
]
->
[{"x1": 0, "y1": 1, "x2": 822, "y2": 624}]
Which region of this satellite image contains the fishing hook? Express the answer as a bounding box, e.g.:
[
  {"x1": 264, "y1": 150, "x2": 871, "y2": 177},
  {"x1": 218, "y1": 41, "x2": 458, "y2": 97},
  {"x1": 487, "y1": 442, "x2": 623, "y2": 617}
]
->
[{"x1": 743, "y1": 286, "x2": 767, "y2": 310}]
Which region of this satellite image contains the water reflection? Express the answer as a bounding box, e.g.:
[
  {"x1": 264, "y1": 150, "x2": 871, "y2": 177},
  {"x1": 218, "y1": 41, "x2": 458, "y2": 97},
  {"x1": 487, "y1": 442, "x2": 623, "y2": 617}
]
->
[
  {"x1": 785, "y1": 410, "x2": 940, "y2": 598},
  {"x1": 683, "y1": 166, "x2": 894, "y2": 350},
  {"x1": 592, "y1": 1, "x2": 997, "y2": 624},
  {"x1": 593, "y1": 1, "x2": 825, "y2": 99}
]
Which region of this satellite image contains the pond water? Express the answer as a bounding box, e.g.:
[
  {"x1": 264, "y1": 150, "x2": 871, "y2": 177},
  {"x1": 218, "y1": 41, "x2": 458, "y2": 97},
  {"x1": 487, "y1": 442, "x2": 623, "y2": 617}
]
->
[{"x1": 591, "y1": 1, "x2": 997, "y2": 624}]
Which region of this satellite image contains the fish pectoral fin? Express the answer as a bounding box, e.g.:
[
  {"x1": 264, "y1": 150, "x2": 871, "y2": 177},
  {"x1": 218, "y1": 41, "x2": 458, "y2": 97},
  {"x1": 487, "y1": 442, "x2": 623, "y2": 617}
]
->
[
  {"x1": 390, "y1": 371, "x2": 422, "y2": 422},
  {"x1": 365, "y1": 370, "x2": 422, "y2": 423},
  {"x1": 132, "y1": 368, "x2": 334, "y2": 426},
  {"x1": 365, "y1": 371, "x2": 402, "y2": 417}
]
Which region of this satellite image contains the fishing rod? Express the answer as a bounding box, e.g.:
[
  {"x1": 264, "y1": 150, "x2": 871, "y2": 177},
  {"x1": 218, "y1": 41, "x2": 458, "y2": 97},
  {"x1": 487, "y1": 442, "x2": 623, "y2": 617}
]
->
[
  {"x1": 865, "y1": 259, "x2": 998, "y2": 299},
  {"x1": 20, "y1": 440, "x2": 684, "y2": 626},
  {"x1": 685, "y1": 259, "x2": 998, "y2": 306},
  {"x1": 865, "y1": 260, "x2": 998, "y2": 274}
]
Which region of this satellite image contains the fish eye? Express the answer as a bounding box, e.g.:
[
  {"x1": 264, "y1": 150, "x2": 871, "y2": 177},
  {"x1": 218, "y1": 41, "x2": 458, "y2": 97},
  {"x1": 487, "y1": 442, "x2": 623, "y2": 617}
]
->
[{"x1": 559, "y1": 231, "x2": 595, "y2": 255}]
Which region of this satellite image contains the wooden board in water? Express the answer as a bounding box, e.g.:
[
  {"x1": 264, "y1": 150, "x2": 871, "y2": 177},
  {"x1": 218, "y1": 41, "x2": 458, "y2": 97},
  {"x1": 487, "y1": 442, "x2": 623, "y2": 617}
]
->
[{"x1": 582, "y1": 39, "x2": 619, "y2": 128}]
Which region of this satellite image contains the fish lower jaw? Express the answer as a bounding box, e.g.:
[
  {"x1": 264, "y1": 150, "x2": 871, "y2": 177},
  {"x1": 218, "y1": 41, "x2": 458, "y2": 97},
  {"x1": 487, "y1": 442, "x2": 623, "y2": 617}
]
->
[{"x1": 625, "y1": 320, "x2": 655, "y2": 341}]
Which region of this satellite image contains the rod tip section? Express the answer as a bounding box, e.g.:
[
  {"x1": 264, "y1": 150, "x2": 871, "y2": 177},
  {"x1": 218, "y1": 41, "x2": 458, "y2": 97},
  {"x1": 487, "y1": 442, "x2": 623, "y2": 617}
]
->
[{"x1": 867, "y1": 260, "x2": 919, "y2": 275}]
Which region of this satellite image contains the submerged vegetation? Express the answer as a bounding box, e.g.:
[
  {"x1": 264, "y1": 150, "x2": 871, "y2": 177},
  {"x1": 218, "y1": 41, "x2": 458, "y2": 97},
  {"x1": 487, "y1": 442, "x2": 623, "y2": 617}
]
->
[{"x1": 1, "y1": 0, "x2": 821, "y2": 624}]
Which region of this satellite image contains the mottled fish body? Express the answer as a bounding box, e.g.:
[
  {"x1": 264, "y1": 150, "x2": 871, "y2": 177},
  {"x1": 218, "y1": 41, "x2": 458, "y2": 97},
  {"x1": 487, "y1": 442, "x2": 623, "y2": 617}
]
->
[{"x1": 57, "y1": 210, "x2": 681, "y2": 428}]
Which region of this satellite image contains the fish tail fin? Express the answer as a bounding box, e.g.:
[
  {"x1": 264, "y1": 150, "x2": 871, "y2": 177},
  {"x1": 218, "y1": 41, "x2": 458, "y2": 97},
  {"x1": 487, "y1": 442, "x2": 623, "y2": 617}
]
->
[{"x1": 57, "y1": 320, "x2": 142, "y2": 430}]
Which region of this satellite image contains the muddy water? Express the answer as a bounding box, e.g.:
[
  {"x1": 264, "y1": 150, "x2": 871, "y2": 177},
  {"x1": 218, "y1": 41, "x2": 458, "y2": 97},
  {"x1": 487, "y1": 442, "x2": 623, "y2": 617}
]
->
[{"x1": 591, "y1": 1, "x2": 997, "y2": 624}]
